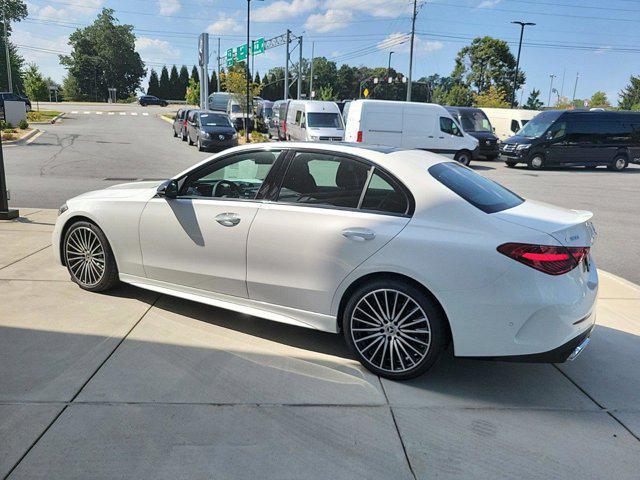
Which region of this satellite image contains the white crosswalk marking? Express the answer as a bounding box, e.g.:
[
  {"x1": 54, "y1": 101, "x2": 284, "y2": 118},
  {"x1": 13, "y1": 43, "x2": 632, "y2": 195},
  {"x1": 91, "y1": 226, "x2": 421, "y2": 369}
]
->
[
  {"x1": 83, "y1": 111, "x2": 91, "y2": 114},
  {"x1": 130, "y1": 112, "x2": 138, "y2": 116},
  {"x1": 96, "y1": 111, "x2": 103, "y2": 115},
  {"x1": 71, "y1": 111, "x2": 78, "y2": 114},
  {"x1": 119, "y1": 112, "x2": 126, "y2": 116},
  {"x1": 108, "y1": 112, "x2": 114, "y2": 115},
  {"x1": 142, "y1": 112, "x2": 149, "y2": 116}
]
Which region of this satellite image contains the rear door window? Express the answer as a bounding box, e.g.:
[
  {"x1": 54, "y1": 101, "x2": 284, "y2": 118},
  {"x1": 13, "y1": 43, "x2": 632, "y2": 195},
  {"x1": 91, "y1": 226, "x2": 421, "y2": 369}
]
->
[
  {"x1": 360, "y1": 169, "x2": 409, "y2": 215},
  {"x1": 429, "y1": 162, "x2": 523, "y2": 213}
]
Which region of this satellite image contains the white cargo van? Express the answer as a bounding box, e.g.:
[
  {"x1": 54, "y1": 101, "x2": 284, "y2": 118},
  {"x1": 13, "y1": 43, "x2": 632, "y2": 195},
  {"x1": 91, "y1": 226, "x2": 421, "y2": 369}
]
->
[
  {"x1": 285, "y1": 100, "x2": 344, "y2": 142},
  {"x1": 480, "y1": 108, "x2": 541, "y2": 141},
  {"x1": 344, "y1": 100, "x2": 479, "y2": 165}
]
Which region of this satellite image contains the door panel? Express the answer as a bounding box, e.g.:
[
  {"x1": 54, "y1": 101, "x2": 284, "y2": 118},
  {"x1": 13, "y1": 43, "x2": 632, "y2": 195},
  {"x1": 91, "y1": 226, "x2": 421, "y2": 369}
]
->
[
  {"x1": 247, "y1": 204, "x2": 409, "y2": 314},
  {"x1": 140, "y1": 198, "x2": 260, "y2": 297}
]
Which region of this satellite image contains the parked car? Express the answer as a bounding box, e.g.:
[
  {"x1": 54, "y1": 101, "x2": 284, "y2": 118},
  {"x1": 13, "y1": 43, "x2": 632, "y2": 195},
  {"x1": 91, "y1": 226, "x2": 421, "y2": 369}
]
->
[
  {"x1": 481, "y1": 107, "x2": 541, "y2": 141},
  {"x1": 175, "y1": 108, "x2": 199, "y2": 141},
  {"x1": 227, "y1": 100, "x2": 252, "y2": 131},
  {"x1": 172, "y1": 109, "x2": 187, "y2": 138},
  {"x1": 500, "y1": 110, "x2": 640, "y2": 171},
  {"x1": 186, "y1": 110, "x2": 238, "y2": 151},
  {"x1": 16, "y1": 94, "x2": 32, "y2": 112},
  {"x1": 446, "y1": 106, "x2": 500, "y2": 160},
  {"x1": 139, "y1": 95, "x2": 168, "y2": 107},
  {"x1": 208, "y1": 92, "x2": 232, "y2": 112},
  {"x1": 277, "y1": 100, "x2": 290, "y2": 140},
  {"x1": 0, "y1": 91, "x2": 26, "y2": 110},
  {"x1": 268, "y1": 100, "x2": 286, "y2": 139},
  {"x1": 285, "y1": 100, "x2": 344, "y2": 142},
  {"x1": 256, "y1": 100, "x2": 273, "y2": 133},
  {"x1": 344, "y1": 100, "x2": 479, "y2": 165},
  {"x1": 54, "y1": 143, "x2": 597, "y2": 379}
]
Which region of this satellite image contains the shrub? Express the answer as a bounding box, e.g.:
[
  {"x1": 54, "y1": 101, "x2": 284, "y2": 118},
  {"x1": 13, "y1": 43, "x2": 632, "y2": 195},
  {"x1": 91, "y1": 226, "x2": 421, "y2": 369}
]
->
[
  {"x1": 249, "y1": 130, "x2": 268, "y2": 143},
  {"x1": 2, "y1": 132, "x2": 16, "y2": 141},
  {"x1": 18, "y1": 119, "x2": 29, "y2": 129}
]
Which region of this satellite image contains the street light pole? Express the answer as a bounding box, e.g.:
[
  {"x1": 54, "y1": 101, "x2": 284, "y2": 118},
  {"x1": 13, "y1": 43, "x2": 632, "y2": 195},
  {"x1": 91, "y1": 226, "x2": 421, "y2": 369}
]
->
[
  {"x1": 548, "y1": 74, "x2": 556, "y2": 107},
  {"x1": 386, "y1": 51, "x2": 394, "y2": 99},
  {"x1": 572, "y1": 72, "x2": 579, "y2": 102},
  {"x1": 2, "y1": 4, "x2": 12, "y2": 93},
  {"x1": 406, "y1": 0, "x2": 417, "y2": 101},
  {"x1": 510, "y1": 21, "x2": 535, "y2": 108},
  {"x1": 246, "y1": 0, "x2": 251, "y2": 141}
]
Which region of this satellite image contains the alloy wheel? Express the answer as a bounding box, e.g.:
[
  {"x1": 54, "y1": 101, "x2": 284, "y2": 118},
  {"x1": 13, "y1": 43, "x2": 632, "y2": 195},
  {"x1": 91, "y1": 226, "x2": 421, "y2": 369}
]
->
[
  {"x1": 615, "y1": 157, "x2": 626, "y2": 170},
  {"x1": 65, "y1": 226, "x2": 106, "y2": 287},
  {"x1": 350, "y1": 289, "x2": 432, "y2": 374},
  {"x1": 530, "y1": 156, "x2": 543, "y2": 169}
]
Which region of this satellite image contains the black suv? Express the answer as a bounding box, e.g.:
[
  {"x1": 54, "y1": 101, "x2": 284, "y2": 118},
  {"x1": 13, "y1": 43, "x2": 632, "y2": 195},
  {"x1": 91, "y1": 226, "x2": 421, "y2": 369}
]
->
[
  {"x1": 139, "y1": 95, "x2": 168, "y2": 107},
  {"x1": 500, "y1": 110, "x2": 640, "y2": 171},
  {"x1": 446, "y1": 107, "x2": 500, "y2": 160},
  {"x1": 1, "y1": 91, "x2": 29, "y2": 111}
]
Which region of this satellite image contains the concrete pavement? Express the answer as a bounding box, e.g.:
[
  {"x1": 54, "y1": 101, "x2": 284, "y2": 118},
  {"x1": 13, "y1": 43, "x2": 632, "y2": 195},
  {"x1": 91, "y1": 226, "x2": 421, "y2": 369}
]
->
[{"x1": 1, "y1": 209, "x2": 639, "y2": 479}]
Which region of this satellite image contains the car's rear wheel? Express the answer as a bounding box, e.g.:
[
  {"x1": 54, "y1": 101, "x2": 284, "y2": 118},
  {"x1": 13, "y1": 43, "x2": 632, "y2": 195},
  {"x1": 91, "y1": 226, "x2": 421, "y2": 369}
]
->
[
  {"x1": 454, "y1": 150, "x2": 472, "y2": 166},
  {"x1": 608, "y1": 155, "x2": 628, "y2": 171},
  {"x1": 486, "y1": 154, "x2": 498, "y2": 161},
  {"x1": 343, "y1": 279, "x2": 447, "y2": 380},
  {"x1": 63, "y1": 221, "x2": 119, "y2": 292},
  {"x1": 197, "y1": 137, "x2": 205, "y2": 151},
  {"x1": 188, "y1": 135, "x2": 194, "y2": 146},
  {"x1": 505, "y1": 160, "x2": 518, "y2": 167}
]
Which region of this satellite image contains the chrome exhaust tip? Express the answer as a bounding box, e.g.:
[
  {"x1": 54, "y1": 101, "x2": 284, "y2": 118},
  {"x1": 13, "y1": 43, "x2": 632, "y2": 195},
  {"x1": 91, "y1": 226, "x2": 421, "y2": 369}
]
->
[{"x1": 568, "y1": 337, "x2": 591, "y2": 361}]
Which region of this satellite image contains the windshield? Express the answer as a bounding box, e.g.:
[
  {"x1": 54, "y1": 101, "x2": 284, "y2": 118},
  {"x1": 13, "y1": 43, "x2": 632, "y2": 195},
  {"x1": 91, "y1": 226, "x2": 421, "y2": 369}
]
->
[
  {"x1": 231, "y1": 104, "x2": 241, "y2": 113},
  {"x1": 264, "y1": 107, "x2": 273, "y2": 117},
  {"x1": 199, "y1": 113, "x2": 232, "y2": 127},
  {"x1": 517, "y1": 111, "x2": 562, "y2": 138},
  {"x1": 307, "y1": 112, "x2": 343, "y2": 129},
  {"x1": 460, "y1": 111, "x2": 492, "y2": 132}
]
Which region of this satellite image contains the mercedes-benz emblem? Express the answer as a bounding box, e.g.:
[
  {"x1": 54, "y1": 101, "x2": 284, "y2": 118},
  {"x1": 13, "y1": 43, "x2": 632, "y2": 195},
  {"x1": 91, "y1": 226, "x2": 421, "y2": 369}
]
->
[{"x1": 218, "y1": 134, "x2": 225, "y2": 140}]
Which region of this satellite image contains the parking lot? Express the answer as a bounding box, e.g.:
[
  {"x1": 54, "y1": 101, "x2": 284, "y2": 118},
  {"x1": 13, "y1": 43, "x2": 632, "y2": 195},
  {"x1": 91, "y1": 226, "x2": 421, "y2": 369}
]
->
[
  {"x1": 1, "y1": 207, "x2": 640, "y2": 479},
  {"x1": 2, "y1": 103, "x2": 640, "y2": 479}
]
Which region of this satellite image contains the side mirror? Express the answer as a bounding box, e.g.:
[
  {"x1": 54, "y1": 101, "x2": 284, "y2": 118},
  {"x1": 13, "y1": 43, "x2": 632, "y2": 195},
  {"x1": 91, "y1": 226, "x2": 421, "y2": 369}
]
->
[
  {"x1": 157, "y1": 179, "x2": 178, "y2": 199},
  {"x1": 301, "y1": 122, "x2": 306, "y2": 129}
]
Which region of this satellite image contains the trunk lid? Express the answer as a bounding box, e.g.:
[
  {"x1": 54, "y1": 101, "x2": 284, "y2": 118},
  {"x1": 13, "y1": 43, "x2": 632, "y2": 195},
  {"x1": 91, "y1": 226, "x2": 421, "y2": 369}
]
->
[{"x1": 494, "y1": 200, "x2": 596, "y2": 247}]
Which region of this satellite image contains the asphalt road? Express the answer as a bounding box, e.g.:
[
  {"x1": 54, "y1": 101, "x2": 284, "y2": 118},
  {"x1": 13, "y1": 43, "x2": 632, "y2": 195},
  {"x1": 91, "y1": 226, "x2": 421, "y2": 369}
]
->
[{"x1": 3, "y1": 102, "x2": 640, "y2": 283}]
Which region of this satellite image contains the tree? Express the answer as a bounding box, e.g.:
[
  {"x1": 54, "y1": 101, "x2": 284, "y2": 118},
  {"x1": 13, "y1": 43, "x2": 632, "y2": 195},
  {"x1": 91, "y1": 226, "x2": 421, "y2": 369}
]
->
[
  {"x1": 524, "y1": 89, "x2": 544, "y2": 110},
  {"x1": 432, "y1": 82, "x2": 474, "y2": 107},
  {"x1": 59, "y1": 8, "x2": 145, "y2": 101},
  {"x1": 618, "y1": 75, "x2": 640, "y2": 110},
  {"x1": 158, "y1": 66, "x2": 170, "y2": 99},
  {"x1": 185, "y1": 77, "x2": 199, "y2": 105},
  {"x1": 318, "y1": 85, "x2": 334, "y2": 101},
  {"x1": 178, "y1": 65, "x2": 189, "y2": 98},
  {"x1": 168, "y1": 65, "x2": 179, "y2": 99},
  {"x1": 452, "y1": 36, "x2": 524, "y2": 96},
  {"x1": 190, "y1": 65, "x2": 200, "y2": 84},
  {"x1": 147, "y1": 69, "x2": 160, "y2": 96},
  {"x1": 62, "y1": 75, "x2": 81, "y2": 101},
  {"x1": 589, "y1": 91, "x2": 610, "y2": 108},
  {"x1": 23, "y1": 63, "x2": 48, "y2": 107},
  {"x1": 335, "y1": 64, "x2": 357, "y2": 100},
  {"x1": 254, "y1": 71, "x2": 261, "y2": 85},
  {"x1": 210, "y1": 70, "x2": 218, "y2": 93},
  {"x1": 474, "y1": 85, "x2": 509, "y2": 108},
  {"x1": 0, "y1": 0, "x2": 28, "y2": 92}
]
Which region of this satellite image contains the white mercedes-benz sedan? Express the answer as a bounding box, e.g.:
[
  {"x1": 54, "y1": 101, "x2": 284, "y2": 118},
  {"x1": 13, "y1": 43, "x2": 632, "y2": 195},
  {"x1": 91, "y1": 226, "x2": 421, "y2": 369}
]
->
[{"x1": 53, "y1": 143, "x2": 598, "y2": 379}]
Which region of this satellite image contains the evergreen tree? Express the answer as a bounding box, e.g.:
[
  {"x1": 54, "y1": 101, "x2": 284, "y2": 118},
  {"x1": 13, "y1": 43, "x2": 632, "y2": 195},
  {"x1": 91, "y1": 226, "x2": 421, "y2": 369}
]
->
[
  {"x1": 169, "y1": 65, "x2": 179, "y2": 99},
  {"x1": 210, "y1": 70, "x2": 218, "y2": 93},
  {"x1": 618, "y1": 76, "x2": 640, "y2": 110},
  {"x1": 178, "y1": 65, "x2": 190, "y2": 99},
  {"x1": 254, "y1": 71, "x2": 261, "y2": 85},
  {"x1": 190, "y1": 65, "x2": 200, "y2": 84},
  {"x1": 0, "y1": 0, "x2": 28, "y2": 93},
  {"x1": 158, "y1": 66, "x2": 170, "y2": 99},
  {"x1": 524, "y1": 89, "x2": 544, "y2": 110},
  {"x1": 147, "y1": 69, "x2": 160, "y2": 96}
]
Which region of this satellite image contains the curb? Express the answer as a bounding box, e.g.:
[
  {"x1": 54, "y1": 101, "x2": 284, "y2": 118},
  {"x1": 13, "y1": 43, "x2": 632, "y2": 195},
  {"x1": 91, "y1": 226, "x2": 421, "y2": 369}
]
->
[
  {"x1": 159, "y1": 115, "x2": 174, "y2": 124},
  {"x1": 1, "y1": 128, "x2": 41, "y2": 145},
  {"x1": 28, "y1": 112, "x2": 66, "y2": 125}
]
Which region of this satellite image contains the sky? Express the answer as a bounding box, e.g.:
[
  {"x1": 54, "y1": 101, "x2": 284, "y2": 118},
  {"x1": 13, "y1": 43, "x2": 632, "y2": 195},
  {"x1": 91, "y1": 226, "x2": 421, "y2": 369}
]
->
[{"x1": 12, "y1": 0, "x2": 640, "y2": 104}]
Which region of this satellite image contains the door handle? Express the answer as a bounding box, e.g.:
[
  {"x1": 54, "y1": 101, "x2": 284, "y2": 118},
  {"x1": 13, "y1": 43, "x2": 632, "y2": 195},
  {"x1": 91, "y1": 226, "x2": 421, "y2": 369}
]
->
[
  {"x1": 438, "y1": 136, "x2": 445, "y2": 139},
  {"x1": 215, "y1": 212, "x2": 241, "y2": 227},
  {"x1": 342, "y1": 228, "x2": 375, "y2": 242}
]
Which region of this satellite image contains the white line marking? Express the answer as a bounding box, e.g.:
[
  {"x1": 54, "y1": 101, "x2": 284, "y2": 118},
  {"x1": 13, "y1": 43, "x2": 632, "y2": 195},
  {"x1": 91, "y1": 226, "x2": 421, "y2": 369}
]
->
[
  {"x1": 83, "y1": 111, "x2": 91, "y2": 114},
  {"x1": 71, "y1": 111, "x2": 78, "y2": 114},
  {"x1": 96, "y1": 111, "x2": 103, "y2": 115},
  {"x1": 108, "y1": 112, "x2": 114, "y2": 115},
  {"x1": 142, "y1": 112, "x2": 149, "y2": 116},
  {"x1": 119, "y1": 112, "x2": 126, "y2": 116},
  {"x1": 26, "y1": 130, "x2": 44, "y2": 144},
  {"x1": 130, "y1": 112, "x2": 138, "y2": 116}
]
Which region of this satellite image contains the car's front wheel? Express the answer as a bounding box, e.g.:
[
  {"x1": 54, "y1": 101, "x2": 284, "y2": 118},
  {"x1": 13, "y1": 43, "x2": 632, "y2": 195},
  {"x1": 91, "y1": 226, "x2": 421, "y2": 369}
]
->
[
  {"x1": 608, "y1": 155, "x2": 628, "y2": 171},
  {"x1": 343, "y1": 279, "x2": 447, "y2": 380},
  {"x1": 63, "y1": 221, "x2": 119, "y2": 292},
  {"x1": 454, "y1": 150, "x2": 472, "y2": 166}
]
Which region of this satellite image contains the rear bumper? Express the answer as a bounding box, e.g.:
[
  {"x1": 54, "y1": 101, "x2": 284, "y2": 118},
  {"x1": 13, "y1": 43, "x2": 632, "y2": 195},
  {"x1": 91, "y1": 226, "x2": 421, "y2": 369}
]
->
[{"x1": 462, "y1": 325, "x2": 594, "y2": 363}]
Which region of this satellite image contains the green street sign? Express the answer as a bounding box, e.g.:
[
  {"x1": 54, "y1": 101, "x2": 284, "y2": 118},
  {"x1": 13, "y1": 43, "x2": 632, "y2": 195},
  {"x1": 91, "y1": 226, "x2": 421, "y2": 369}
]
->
[
  {"x1": 226, "y1": 48, "x2": 234, "y2": 67},
  {"x1": 252, "y1": 37, "x2": 265, "y2": 55},
  {"x1": 226, "y1": 38, "x2": 265, "y2": 67},
  {"x1": 236, "y1": 44, "x2": 248, "y2": 61}
]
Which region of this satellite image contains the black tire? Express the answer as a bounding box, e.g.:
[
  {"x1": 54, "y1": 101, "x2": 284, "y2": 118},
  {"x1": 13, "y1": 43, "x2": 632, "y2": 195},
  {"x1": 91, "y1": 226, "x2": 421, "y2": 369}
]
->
[
  {"x1": 63, "y1": 221, "x2": 119, "y2": 292},
  {"x1": 188, "y1": 134, "x2": 194, "y2": 146},
  {"x1": 505, "y1": 160, "x2": 518, "y2": 168},
  {"x1": 607, "y1": 155, "x2": 628, "y2": 171},
  {"x1": 197, "y1": 137, "x2": 205, "y2": 152},
  {"x1": 342, "y1": 279, "x2": 448, "y2": 380},
  {"x1": 486, "y1": 154, "x2": 499, "y2": 161},
  {"x1": 173, "y1": 129, "x2": 178, "y2": 138},
  {"x1": 181, "y1": 130, "x2": 187, "y2": 142},
  {"x1": 454, "y1": 150, "x2": 472, "y2": 166},
  {"x1": 528, "y1": 154, "x2": 545, "y2": 170}
]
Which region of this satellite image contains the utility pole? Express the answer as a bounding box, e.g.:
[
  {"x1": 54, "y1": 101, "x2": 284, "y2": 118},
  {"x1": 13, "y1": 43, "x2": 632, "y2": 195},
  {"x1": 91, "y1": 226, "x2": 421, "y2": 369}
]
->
[
  {"x1": 387, "y1": 51, "x2": 394, "y2": 99},
  {"x1": 2, "y1": 5, "x2": 12, "y2": 93},
  {"x1": 245, "y1": 0, "x2": 251, "y2": 141},
  {"x1": 284, "y1": 30, "x2": 290, "y2": 100},
  {"x1": 309, "y1": 41, "x2": 315, "y2": 99},
  {"x1": 297, "y1": 35, "x2": 303, "y2": 99},
  {"x1": 216, "y1": 37, "x2": 221, "y2": 92},
  {"x1": 510, "y1": 21, "x2": 535, "y2": 108},
  {"x1": 406, "y1": 0, "x2": 417, "y2": 102},
  {"x1": 547, "y1": 74, "x2": 556, "y2": 107},
  {"x1": 559, "y1": 68, "x2": 566, "y2": 99},
  {"x1": 572, "y1": 72, "x2": 579, "y2": 102}
]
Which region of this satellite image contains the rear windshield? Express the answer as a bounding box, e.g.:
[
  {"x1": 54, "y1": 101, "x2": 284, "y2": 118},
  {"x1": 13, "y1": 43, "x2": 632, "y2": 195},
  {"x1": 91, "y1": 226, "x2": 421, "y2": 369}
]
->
[{"x1": 429, "y1": 162, "x2": 523, "y2": 213}]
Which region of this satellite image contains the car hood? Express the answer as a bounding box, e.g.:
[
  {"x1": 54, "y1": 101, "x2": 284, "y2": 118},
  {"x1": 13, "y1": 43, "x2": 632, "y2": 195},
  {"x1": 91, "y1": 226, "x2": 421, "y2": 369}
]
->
[
  {"x1": 502, "y1": 135, "x2": 536, "y2": 145},
  {"x1": 202, "y1": 126, "x2": 236, "y2": 134},
  {"x1": 69, "y1": 181, "x2": 163, "y2": 202},
  {"x1": 467, "y1": 131, "x2": 498, "y2": 141}
]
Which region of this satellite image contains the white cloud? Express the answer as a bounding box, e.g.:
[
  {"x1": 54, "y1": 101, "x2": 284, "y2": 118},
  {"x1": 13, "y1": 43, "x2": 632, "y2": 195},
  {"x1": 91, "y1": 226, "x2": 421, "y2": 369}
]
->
[
  {"x1": 28, "y1": 0, "x2": 104, "y2": 21},
  {"x1": 135, "y1": 37, "x2": 181, "y2": 61},
  {"x1": 377, "y1": 32, "x2": 443, "y2": 55},
  {"x1": 323, "y1": 0, "x2": 412, "y2": 18},
  {"x1": 159, "y1": 0, "x2": 181, "y2": 15},
  {"x1": 207, "y1": 15, "x2": 242, "y2": 34},
  {"x1": 595, "y1": 46, "x2": 612, "y2": 55},
  {"x1": 253, "y1": 0, "x2": 318, "y2": 22},
  {"x1": 305, "y1": 9, "x2": 353, "y2": 33},
  {"x1": 477, "y1": 0, "x2": 502, "y2": 8}
]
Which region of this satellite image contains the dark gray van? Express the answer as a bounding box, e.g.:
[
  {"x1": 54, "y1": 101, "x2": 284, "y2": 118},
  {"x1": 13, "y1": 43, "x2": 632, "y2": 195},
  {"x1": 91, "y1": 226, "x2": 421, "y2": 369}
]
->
[
  {"x1": 446, "y1": 107, "x2": 500, "y2": 160},
  {"x1": 500, "y1": 110, "x2": 640, "y2": 171}
]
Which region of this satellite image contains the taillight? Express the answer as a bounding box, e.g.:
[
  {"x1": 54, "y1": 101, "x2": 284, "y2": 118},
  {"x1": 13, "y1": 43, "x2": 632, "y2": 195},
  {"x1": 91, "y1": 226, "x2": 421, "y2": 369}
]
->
[
  {"x1": 356, "y1": 131, "x2": 363, "y2": 142},
  {"x1": 497, "y1": 243, "x2": 590, "y2": 276},
  {"x1": 282, "y1": 120, "x2": 286, "y2": 132}
]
